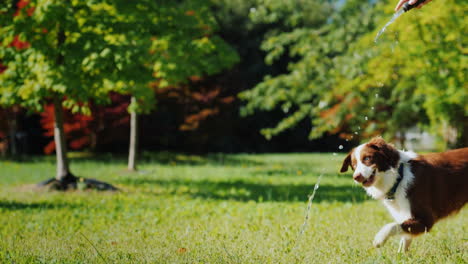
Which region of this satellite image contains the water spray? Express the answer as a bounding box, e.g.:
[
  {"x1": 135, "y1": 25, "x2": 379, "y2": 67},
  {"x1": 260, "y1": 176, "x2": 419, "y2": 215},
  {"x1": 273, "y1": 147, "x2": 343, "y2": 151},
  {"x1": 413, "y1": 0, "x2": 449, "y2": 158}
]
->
[
  {"x1": 289, "y1": 173, "x2": 323, "y2": 252},
  {"x1": 374, "y1": 0, "x2": 428, "y2": 43}
]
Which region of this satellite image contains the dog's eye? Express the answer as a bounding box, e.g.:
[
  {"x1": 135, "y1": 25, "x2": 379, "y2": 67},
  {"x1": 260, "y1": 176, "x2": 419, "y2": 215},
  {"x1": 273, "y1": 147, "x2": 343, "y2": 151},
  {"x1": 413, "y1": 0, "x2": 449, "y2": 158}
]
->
[{"x1": 363, "y1": 157, "x2": 371, "y2": 161}]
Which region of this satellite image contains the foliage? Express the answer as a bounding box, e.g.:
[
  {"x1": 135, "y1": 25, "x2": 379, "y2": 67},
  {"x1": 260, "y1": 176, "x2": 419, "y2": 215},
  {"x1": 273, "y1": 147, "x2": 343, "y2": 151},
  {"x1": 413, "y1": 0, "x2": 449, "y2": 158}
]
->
[
  {"x1": 0, "y1": 0, "x2": 112, "y2": 113},
  {"x1": 240, "y1": 0, "x2": 467, "y2": 146},
  {"x1": 39, "y1": 94, "x2": 130, "y2": 154},
  {"x1": 0, "y1": 0, "x2": 238, "y2": 114},
  {"x1": 240, "y1": 0, "x2": 379, "y2": 140},
  {"x1": 0, "y1": 153, "x2": 467, "y2": 263},
  {"x1": 154, "y1": 77, "x2": 235, "y2": 132},
  {"x1": 0, "y1": 0, "x2": 240, "y2": 162},
  {"x1": 37, "y1": 83, "x2": 237, "y2": 153},
  {"x1": 336, "y1": 0, "x2": 467, "y2": 146},
  {"x1": 40, "y1": 104, "x2": 92, "y2": 154}
]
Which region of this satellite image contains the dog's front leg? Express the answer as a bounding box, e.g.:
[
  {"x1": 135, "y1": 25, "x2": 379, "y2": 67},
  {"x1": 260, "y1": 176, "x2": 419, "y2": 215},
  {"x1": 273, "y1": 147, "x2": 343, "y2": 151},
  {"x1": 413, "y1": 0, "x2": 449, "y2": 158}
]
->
[
  {"x1": 397, "y1": 236, "x2": 412, "y2": 253},
  {"x1": 373, "y1": 222, "x2": 403, "y2": 248}
]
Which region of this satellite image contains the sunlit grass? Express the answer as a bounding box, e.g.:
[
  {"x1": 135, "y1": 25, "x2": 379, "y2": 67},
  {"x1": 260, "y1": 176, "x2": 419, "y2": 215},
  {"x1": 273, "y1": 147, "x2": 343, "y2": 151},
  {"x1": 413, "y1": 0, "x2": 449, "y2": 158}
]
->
[{"x1": 0, "y1": 153, "x2": 466, "y2": 263}]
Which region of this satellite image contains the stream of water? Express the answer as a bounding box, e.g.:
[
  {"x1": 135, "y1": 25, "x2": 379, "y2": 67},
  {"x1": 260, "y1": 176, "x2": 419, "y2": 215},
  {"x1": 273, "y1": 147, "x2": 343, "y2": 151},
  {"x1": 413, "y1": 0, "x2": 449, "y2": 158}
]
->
[
  {"x1": 292, "y1": 9, "x2": 400, "y2": 250},
  {"x1": 291, "y1": 173, "x2": 323, "y2": 251},
  {"x1": 374, "y1": 9, "x2": 405, "y2": 43}
]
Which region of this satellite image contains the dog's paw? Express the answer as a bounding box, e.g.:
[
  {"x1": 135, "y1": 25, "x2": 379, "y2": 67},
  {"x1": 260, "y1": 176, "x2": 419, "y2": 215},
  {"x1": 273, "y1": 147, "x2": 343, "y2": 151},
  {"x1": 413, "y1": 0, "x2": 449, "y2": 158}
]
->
[
  {"x1": 373, "y1": 223, "x2": 399, "y2": 248},
  {"x1": 373, "y1": 234, "x2": 387, "y2": 248}
]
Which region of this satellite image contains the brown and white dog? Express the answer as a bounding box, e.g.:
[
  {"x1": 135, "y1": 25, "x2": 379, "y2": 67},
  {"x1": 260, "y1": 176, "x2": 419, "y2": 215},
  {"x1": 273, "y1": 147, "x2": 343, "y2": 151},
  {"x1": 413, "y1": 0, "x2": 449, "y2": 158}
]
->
[{"x1": 340, "y1": 137, "x2": 468, "y2": 252}]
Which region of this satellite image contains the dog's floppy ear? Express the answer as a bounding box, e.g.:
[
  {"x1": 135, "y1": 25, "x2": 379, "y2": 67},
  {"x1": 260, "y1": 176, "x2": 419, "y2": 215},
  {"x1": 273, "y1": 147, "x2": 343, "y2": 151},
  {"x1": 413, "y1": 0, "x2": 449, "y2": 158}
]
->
[
  {"x1": 367, "y1": 136, "x2": 386, "y2": 151},
  {"x1": 340, "y1": 151, "x2": 352, "y2": 173},
  {"x1": 367, "y1": 137, "x2": 399, "y2": 170}
]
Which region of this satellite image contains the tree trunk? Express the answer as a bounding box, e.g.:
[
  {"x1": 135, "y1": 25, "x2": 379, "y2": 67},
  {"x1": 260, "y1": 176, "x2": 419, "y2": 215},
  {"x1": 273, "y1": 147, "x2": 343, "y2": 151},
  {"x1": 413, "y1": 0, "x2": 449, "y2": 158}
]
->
[
  {"x1": 53, "y1": 96, "x2": 72, "y2": 181},
  {"x1": 128, "y1": 96, "x2": 138, "y2": 171},
  {"x1": 38, "y1": 98, "x2": 117, "y2": 191},
  {"x1": 36, "y1": 20, "x2": 117, "y2": 191}
]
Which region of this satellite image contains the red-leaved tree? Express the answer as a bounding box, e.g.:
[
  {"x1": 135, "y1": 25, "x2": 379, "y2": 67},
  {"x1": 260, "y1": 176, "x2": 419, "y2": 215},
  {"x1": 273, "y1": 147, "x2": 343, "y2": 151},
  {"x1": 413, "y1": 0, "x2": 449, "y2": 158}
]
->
[{"x1": 40, "y1": 93, "x2": 130, "y2": 154}]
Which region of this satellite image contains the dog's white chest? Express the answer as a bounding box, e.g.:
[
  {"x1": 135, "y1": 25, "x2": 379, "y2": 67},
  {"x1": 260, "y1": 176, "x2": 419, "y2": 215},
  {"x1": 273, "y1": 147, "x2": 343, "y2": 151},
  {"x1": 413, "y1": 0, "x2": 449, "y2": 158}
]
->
[
  {"x1": 381, "y1": 161, "x2": 415, "y2": 224},
  {"x1": 383, "y1": 196, "x2": 412, "y2": 223}
]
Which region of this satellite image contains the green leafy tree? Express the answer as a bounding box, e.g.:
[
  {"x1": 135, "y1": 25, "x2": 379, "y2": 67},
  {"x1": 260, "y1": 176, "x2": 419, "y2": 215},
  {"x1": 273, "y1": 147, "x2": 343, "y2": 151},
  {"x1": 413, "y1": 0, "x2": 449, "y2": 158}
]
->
[
  {"x1": 0, "y1": 0, "x2": 237, "y2": 186},
  {"x1": 239, "y1": 0, "x2": 378, "y2": 140},
  {"x1": 0, "y1": 0, "x2": 119, "y2": 188},
  {"x1": 241, "y1": 0, "x2": 466, "y2": 148},
  {"x1": 122, "y1": 0, "x2": 238, "y2": 171},
  {"x1": 329, "y1": 0, "x2": 467, "y2": 147}
]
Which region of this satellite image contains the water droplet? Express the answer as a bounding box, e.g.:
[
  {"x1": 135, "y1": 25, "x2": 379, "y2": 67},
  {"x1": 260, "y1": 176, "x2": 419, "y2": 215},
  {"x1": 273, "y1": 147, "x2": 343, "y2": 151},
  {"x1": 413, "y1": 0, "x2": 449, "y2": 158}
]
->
[{"x1": 338, "y1": 145, "x2": 344, "y2": 150}]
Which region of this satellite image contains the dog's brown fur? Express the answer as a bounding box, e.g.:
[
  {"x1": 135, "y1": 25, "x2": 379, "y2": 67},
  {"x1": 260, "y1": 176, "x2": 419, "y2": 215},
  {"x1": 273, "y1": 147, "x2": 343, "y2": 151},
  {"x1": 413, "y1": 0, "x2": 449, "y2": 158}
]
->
[{"x1": 404, "y1": 148, "x2": 468, "y2": 235}]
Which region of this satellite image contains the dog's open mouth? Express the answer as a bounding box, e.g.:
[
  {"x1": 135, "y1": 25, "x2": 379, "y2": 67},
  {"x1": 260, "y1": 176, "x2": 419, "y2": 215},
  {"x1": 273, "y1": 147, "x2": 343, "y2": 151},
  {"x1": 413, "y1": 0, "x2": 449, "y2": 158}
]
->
[{"x1": 362, "y1": 170, "x2": 376, "y2": 187}]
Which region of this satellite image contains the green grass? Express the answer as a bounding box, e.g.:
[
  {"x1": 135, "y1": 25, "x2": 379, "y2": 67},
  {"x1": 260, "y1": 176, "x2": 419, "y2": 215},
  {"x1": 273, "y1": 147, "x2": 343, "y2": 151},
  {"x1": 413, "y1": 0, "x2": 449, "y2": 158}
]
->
[{"x1": 0, "y1": 153, "x2": 466, "y2": 263}]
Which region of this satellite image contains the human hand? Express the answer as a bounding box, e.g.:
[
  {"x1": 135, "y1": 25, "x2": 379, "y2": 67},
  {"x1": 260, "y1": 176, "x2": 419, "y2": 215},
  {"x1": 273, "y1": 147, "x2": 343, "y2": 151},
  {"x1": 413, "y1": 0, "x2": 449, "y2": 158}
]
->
[{"x1": 394, "y1": 0, "x2": 432, "y2": 11}]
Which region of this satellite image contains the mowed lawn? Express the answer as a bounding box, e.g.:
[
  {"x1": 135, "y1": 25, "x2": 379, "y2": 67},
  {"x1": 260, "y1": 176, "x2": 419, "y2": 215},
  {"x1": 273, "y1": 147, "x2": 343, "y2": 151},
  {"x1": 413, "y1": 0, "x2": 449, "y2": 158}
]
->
[{"x1": 0, "y1": 153, "x2": 466, "y2": 263}]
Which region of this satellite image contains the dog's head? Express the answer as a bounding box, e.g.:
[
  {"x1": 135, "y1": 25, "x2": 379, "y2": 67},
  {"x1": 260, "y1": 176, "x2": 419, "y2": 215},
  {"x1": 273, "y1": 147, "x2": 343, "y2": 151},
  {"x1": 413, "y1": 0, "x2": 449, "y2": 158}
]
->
[{"x1": 340, "y1": 137, "x2": 399, "y2": 187}]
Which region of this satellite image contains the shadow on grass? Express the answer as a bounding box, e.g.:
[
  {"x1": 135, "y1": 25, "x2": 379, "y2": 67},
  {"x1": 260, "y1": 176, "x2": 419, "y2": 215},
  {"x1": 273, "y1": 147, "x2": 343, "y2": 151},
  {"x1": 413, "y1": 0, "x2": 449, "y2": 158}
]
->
[
  {"x1": 140, "y1": 152, "x2": 265, "y2": 167},
  {"x1": 0, "y1": 200, "x2": 83, "y2": 211},
  {"x1": 120, "y1": 177, "x2": 368, "y2": 203},
  {"x1": 0, "y1": 152, "x2": 265, "y2": 167},
  {"x1": 248, "y1": 170, "x2": 341, "y2": 178}
]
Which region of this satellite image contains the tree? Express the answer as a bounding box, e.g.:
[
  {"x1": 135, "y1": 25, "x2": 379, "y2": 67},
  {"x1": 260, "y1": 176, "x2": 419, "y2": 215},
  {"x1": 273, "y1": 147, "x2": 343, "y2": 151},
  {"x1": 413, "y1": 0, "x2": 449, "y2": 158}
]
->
[
  {"x1": 39, "y1": 92, "x2": 132, "y2": 154},
  {"x1": 0, "y1": 0, "x2": 238, "y2": 184},
  {"x1": 320, "y1": 0, "x2": 466, "y2": 147},
  {"x1": 240, "y1": 0, "x2": 466, "y2": 148},
  {"x1": 0, "y1": 1, "x2": 130, "y2": 188},
  {"x1": 239, "y1": 0, "x2": 377, "y2": 138},
  {"x1": 351, "y1": 0, "x2": 466, "y2": 147},
  {"x1": 118, "y1": 0, "x2": 239, "y2": 171}
]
